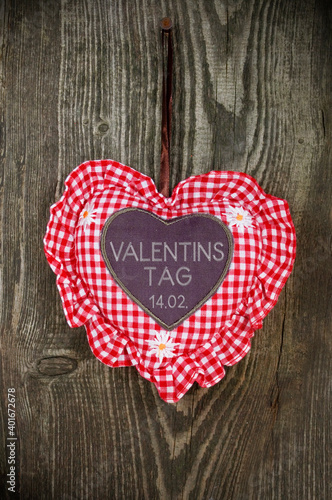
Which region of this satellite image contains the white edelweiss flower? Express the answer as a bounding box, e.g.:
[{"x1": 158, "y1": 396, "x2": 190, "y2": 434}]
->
[
  {"x1": 225, "y1": 205, "x2": 253, "y2": 231},
  {"x1": 77, "y1": 202, "x2": 97, "y2": 229},
  {"x1": 148, "y1": 331, "x2": 179, "y2": 363}
]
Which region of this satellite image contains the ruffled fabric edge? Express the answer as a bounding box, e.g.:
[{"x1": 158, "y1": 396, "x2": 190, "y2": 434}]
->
[
  {"x1": 83, "y1": 291, "x2": 271, "y2": 403},
  {"x1": 84, "y1": 312, "x2": 254, "y2": 403},
  {"x1": 44, "y1": 159, "x2": 296, "y2": 403}
]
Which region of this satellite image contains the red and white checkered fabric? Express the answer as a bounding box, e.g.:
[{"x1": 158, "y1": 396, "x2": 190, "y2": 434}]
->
[{"x1": 44, "y1": 160, "x2": 296, "y2": 402}]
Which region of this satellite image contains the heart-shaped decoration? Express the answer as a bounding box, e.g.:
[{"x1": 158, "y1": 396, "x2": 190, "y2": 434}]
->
[{"x1": 100, "y1": 208, "x2": 233, "y2": 330}]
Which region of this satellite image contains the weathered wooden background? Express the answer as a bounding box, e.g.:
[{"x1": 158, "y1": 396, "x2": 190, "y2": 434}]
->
[{"x1": 1, "y1": 0, "x2": 331, "y2": 498}]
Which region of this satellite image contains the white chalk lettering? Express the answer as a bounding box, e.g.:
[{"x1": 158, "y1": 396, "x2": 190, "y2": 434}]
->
[
  {"x1": 122, "y1": 242, "x2": 139, "y2": 261},
  {"x1": 109, "y1": 241, "x2": 124, "y2": 262},
  {"x1": 197, "y1": 242, "x2": 211, "y2": 261},
  {"x1": 152, "y1": 242, "x2": 163, "y2": 262},
  {"x1": 110, "y1": 240, "x2": 226, "y2": 263},
  {"x1": 144, "y1": 266, "x2": 157, "y2": 286},
  {"x1": 139, "y1": 242, "x2": 150, "y2": 261},
  {"x1": 158, "y1": 266, "x2": 175, "y2": 286},
  {"x1": 178, "y1": 242, "x2": 191, "y2": 261},
  {"x1": 164, "y1": 243, "x2": 177, "y2": 262},
  {"x1": 176, "y1": 266, "x2": 192, "y2": 286},
  {"x1": 213, "y1": 242, "x2": 225, "y2": 261}
]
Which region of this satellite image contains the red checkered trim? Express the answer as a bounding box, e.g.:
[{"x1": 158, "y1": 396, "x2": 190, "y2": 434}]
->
[{"x1": 44, "y1": 160, "x2": 296, "y2": 403}]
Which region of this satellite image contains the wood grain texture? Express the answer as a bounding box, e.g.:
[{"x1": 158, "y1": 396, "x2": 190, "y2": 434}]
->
[{"x1": 0, "y1": 0, "x2": 331, "y2": 498}]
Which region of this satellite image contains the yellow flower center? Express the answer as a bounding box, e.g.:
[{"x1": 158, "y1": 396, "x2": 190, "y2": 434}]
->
[
  {"x1": 83, "y1": 210, "x2": 89, "y2": 218},
  {"x1": 236, "y1": 214, "x2": 243, "y2": 221},
  {"x1": 158, "y1": 343, "x2": 166, "y2": 351}
]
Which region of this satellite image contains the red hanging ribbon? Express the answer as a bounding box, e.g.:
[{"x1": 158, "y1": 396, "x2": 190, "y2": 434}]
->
[{"x1": 159, "y1": 17, "x2": 173, "y2": 198}]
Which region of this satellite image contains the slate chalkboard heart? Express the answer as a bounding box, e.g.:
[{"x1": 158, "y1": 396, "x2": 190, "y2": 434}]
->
[{"x1": 100, "y1": 208, "x2": 233, "y2": 330}]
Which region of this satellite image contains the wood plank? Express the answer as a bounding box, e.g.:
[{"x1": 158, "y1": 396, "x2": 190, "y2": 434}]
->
[{"x1": 0, "y1": 0, "x2": 331, "y2": 498}]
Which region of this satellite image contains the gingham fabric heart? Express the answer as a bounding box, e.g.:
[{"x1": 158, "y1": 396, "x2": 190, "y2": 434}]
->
[{"x1": 44, "y1": 159, "x2": 296, "y2": 403}]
